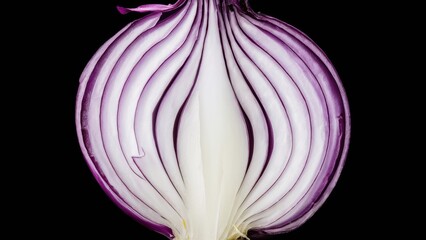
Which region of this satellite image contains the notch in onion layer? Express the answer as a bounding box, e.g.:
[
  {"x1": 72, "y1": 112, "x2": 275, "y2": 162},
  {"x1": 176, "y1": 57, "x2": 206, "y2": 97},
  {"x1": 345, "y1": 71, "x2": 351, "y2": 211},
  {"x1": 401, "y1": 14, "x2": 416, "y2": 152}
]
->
[{"x1": 75, "y1": 0, "x2": 351, "y2": 239}]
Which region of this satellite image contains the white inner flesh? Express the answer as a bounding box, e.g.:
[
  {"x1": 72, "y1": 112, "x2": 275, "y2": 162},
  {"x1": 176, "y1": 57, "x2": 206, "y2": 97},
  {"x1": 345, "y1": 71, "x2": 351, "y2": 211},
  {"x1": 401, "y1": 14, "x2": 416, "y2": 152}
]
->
[
  {"x1": 177, "y1": 7, "x2": 248, "y2": 239},
  {"x1": 78, "y1": 1, "x2": 342, "y2": 239}
]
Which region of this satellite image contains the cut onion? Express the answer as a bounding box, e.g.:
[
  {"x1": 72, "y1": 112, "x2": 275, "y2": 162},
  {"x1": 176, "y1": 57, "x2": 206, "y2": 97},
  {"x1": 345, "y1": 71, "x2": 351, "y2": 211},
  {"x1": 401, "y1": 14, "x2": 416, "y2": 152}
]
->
[{"x1": 75, "y1": 0, "x2": 350, "y2": 239}]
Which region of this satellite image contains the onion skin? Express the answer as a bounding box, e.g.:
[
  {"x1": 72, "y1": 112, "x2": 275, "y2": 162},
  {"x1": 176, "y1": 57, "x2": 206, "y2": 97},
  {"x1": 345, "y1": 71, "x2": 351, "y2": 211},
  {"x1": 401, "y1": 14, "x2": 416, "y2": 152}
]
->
[{"x1": 75, "y1": 0, "x2": 350, "y2": 239}]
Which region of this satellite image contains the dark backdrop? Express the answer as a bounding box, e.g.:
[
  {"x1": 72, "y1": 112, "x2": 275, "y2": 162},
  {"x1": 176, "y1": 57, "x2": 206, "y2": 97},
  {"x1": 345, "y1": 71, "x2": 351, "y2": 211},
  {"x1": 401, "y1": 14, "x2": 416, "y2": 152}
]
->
[{"x1": 10, "y1": 0, "x2": 419, "y2": 239}]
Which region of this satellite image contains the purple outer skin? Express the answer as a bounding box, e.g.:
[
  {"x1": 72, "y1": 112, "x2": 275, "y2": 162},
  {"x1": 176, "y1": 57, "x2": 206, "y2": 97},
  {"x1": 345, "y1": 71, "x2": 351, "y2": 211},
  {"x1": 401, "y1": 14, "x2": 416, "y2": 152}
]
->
[
  {"x1": 220, "y1": 2, "x2": 350, "y2": 235},
  {"x1": 76, "y1": 12, "x2": 177, "y2": 239},
  {"x1": 76, "y1": 0, "x2": 350, "y2": 238},
  {"x1": 253, "y1": 13, "x2": 350, "y2": 236},
  {"x1": 117, "y1": 0, "x2": 186, "y2": 14},
  {"x1": 234, "y1": 1, "x2": 349, "y2": 233}
]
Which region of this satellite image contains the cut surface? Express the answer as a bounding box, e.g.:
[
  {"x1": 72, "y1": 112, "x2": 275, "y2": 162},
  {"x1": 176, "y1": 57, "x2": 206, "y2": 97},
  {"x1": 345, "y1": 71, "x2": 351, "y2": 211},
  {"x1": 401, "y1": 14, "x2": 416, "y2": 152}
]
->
[
  {"x1": 75, "y1": 1, "x2": 350, "y2": 239},
  {"x1": 176, "y1": 5, "x2": 248, "y2": 238}
]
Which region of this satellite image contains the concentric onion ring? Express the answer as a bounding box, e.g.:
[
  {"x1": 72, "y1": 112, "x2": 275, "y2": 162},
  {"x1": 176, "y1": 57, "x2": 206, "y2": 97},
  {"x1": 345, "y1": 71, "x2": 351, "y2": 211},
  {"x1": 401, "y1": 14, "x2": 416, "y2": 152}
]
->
[{"x1": 76, "y1": 1, "x2": 350, "y2": 239}]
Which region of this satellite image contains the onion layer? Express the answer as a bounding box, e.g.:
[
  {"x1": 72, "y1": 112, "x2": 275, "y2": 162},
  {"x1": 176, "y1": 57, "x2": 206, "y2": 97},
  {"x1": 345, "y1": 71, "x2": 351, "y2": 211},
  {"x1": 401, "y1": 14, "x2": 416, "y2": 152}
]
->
[{"x1": 75, "y1": 0, "x2": 350, "y2": 239}]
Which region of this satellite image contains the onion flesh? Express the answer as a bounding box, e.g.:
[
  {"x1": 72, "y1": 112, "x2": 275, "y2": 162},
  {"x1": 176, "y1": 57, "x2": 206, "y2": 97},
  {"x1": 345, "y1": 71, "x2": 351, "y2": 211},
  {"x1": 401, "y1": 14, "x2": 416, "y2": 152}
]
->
[{"x1": 75, "y1": 0, "x2": 350, "y2": 239}]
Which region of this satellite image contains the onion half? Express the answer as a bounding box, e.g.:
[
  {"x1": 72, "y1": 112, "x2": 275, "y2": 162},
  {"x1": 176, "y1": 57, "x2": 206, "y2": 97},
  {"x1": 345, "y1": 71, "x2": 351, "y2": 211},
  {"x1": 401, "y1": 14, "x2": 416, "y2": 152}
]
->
[{"x1": 75, "y1": 0, "x2": 350, "y2": 239}]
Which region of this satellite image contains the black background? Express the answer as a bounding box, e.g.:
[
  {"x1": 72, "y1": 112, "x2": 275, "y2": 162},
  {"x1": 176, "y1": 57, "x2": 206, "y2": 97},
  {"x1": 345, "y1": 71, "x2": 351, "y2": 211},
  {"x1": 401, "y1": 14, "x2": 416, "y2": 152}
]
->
[{"x1": 9, "y1": 0, "x2": 419, "y2": 239}]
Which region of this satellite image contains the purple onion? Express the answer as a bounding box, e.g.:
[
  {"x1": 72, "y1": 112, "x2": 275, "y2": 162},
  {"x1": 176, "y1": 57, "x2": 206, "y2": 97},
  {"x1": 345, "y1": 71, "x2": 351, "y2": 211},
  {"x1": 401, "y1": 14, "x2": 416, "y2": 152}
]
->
[{"x1": 75, "y1": 0, "x2": 350, "y2": 239}]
